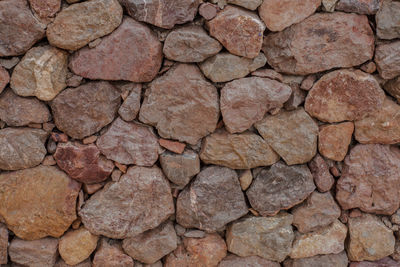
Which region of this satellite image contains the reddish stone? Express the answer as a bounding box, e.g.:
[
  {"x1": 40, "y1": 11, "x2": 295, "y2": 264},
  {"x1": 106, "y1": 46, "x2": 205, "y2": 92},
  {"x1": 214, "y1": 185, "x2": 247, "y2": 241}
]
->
[
  {"x1": 360, "y1": 61, "x2": 377, "y2": 73},
  {"x1": 118, "y1": 83, "x2": 141, "y2": 122},
  {"x1": 336, "y1": 0, "x2": 380, "y2": 14},
  {"x1": 251, "y1": 69, "x2": 283, "y2": 81},
  {"x1": 199, "y1": 2, "x2": 219, "y2": 20},
  {"x1": 0, "y1": 224, "x2": 7, "y2": 265},
  {"x1": 300, "y1": 75, "x2": 317, "y2": 90},
  {"x1": 308, "y1": 154, "x2": 335, "y2": 192},
  {"x1": 93, "y1": 238, "x2": 134, "y2": 267},
  {"x1": 318, "y1": 122, "x2": 354, "y2": 161},
  {"x1": 375, "y1": 40, "x2": 400, "y2": 80},
  {"x1": 83, "y1": 183, "x2": 104, "y2": 195},
  {"x1": 0, "y1": 67, "x2": 9, "y2": 94},
  {"x1": 159, "y1": 139, "x2": 186, "y2": 154},
  {"x1": 29, "y1": 0, "x2": 61, "y2": 19},
  {"x1": 51, "y1": 132, "x2": 68, "y2": 143}
]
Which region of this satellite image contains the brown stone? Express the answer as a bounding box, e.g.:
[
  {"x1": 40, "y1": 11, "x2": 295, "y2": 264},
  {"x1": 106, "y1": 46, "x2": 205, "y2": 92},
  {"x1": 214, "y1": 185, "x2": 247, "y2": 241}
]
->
[
  {"x1": 29, "y1": 0, "x2": 61, "y2": 19},
  {"x1": 159, "y1": 139, "x2": 186, "y2": 154},
  {"x1": 199, "y1": 2, "x2": 219, "y2": 19},
  {"x1": 0, "y1": 224, "x2": 7, "y2": 265},
  {"x1": 51, "y1": 132, "x2": 68, "y2": 143},
  {"x1": 350, "y1": 257, "x2": 400, "y2": 267},
  {"x1": 219, "y1": 255, "x2": 280, "y2": 267},
  {"x1": 376, "y1": 0, "x2": 400, "y2": 40},
  {"x1": 118, "y1": 83, "x2": 141, "y2": 121},
  {"x1": 42, "y1": 155, "x2": 56, "y2": 166},
  {"x1": 93, "y1": 238, "x2": 134, "y2": 267},
  {"x1": 251, "y1": 69, "x2": 283, "y2": 81},
  {"x1": 227, "y1": 0, "x2": 262, "y2": 10},
  {"x1": 82, "y1": 135, "x2": 97, "y2": 145},
  {"x1": 0, "y1": 67, "x2": 9, "y2": 94},
  {"x1": 308, "y1": 154, "x2": 335, "y2": 192},
  {"x1": 9, "y1": 237, "x2": 58, "y2": 267},
  {"x1": 375, "y1": 41, "x2": 400, "y2": 80},
  {"x1": 300, "y1": 75, "x2": 317, "y2": 90},
  {"x1": 66, "y1": 74, "x2": 83, "y2": 88},
  {"x1": 55, "y1": 258, "x2": 92, "y2": 267},
  {"x1": 336, "y1": 0, "x2": 380, "y2": 14},
  {"x1": 384, "y1": 76, "x2": 400, "y2": 102},
  {"x1": 318, "y1": 122, "x2": 354, "y2": 161},
  {"x1": 239, "y1": 170, "x2": 253, "y2": 191},
  {"x1": 83, "y1": 183, "x2": 104, "y2": 195},
  {"x1": 283, "y1": 251, "x2": 348, "y2": 267}
]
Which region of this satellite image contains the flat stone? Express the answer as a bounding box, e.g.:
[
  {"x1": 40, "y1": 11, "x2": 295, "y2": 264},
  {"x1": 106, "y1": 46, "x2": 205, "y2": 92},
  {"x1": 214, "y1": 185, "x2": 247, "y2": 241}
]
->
[
  {"x1": 139, "y1": 64, "x2": 219, "y2": 145},
  {"x1": 219, "y1": 255, "x2": 280, "y2": 267},
  {"x1": 308, "y1": 154, "x2": 335, "y2": 192},
  {"x1": 55, "y1": 258, "x2": 92, "y2": 267},
  {"x1": 159, "y1": 139, "x2": 186, "y2": 154},
  {"x1": 251, "y1": 69, "x2": 283, "y2": 81},
  {"x1": 305, "y1": 69, "x2": 385, "y2": 122},
  {"x1": 336, "y1": 0, "x2": 380, "y2": 14},
  {"x1": 9, "y1": 237, "x2": 58, "y2": 267},
  {"x1": 0, "y1": 57, "x2": 20, "y2": 69},
  {"x1": 207, "y1": 5, "x2": 265, "y2": 58},
  {"x1": 227, "y1": 0, "x2": 262, "y2": 10},
  {"x1": 350, "y1": 257, "x2": 400, "y2": 267},
  {"x1": 376, "y1": 0, "x2": 400, "y2": 40},
  {"x1": 255, "y1": 108, "x2": 318, "y2": 165},
  {"x1": 283, "y1": 251, "x2": 348, "y2": 267},
  {"x1": 176, "y1": 166, "x2": 248, "y2": 232},
  {"x1": 29, "y1": 0, "x2": 61, "y2": 19},
  {"x1": 0, "y1": 67, "x2": 9, "y2": 94},
  {"x1": 263, "y1": 12, "x2": 374, "y2": 75},
  {"x1": 0, "y1": 224, "x2": 7, "y2": 265},
  {"x1": 69, "y1": 17, "x2": 162, "y2": 82},
  {"x1": 118, "y1": 83, "x2": 141, "y2": 121},
  {"x1": 47, "y1": 0, "x2": 123, "y2": 50},
  {"x1": 318, "y1": 122, "x2": 354, "y2": 161},
  {"x1": 384, "y1": 76, "x2": 400, "y2": 102},
  {"x1": 93, "y1": 238, "x2": 134, "y2": 267},
  {"x1": 375, "y1": 40, "x2": 400, "y2": 80},
  {"x1": 247, "y1": 161, "x2": 315, "y2": 216}
]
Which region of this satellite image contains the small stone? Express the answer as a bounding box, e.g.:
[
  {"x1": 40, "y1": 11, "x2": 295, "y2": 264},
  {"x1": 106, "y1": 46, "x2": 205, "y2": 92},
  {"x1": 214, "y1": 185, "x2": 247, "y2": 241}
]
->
[
  {"x1": 251, "y1": 69, "x2": 283, "y2": 81},
  {"x1": 239, "y1": 170, "x2": 253, "y2": 191},
  {"x1": 322, "y1": 0, "x2": 338, "y2": 12},
  {"x1": 227, "y1": 0, "x2": 262, "y2": 10},
  {"x1": 284, "y1": 83, "x2": 306, "y2": 111},
  {"x1": 47, "y1": 138, "x2": 57, "y2": 154},
  {"x1": 43, "y1": 122, "x2": 55, "y2": 132},
  {"x1": 42, "y1": 155, "x2": 56, "y2": 166},
  {"x1": 300, "y1": 75, "x2": 317, "y2": 90},
  {"x1": 199, "y1": 2, "x2": 219, "y2": 20},
  {"x1": 28, "y1": 123, "x2": 42, "y2": 129},
  {"x1": 283, "y1": 251, "x2": 348, "y2": 267},
  {"x1": 55, "y1": 258, "x2": 92, "y2": 267},
  {"x1": 82, "y1": 135, "x2": 97, "y2": 144},
  {"x1": 66, "y1": 74, "x2": 83, "y2": 88},
  {"x1": 114, "y1": 162, "x2": 127, "y2": 173},
  {"x1": 219, "y1": 255, "x2": 280, "y2": 267},
  {"x1": 318, "y1": 122, "x2": 354, "y2": 161},
  {"x1": 9, "y1": 237, "x2": 58, "y2": 267},
  {"x1": 308, "y1": 155, "x2": 335, "y2": 192},
  {"x1": 118, "y1": 84, "x2": 141, "y2": 121},
  {"x1": 375, "y1": 40, "x2": 400, "y2": 80},
  {"x1": 360, "y1": 61, "x2": 377, "y2": 73},
  {"x1": 384, "y1": 76, "x2": 400, "y2": 102},
  {"x1": 111, "y1": 169, "x2": 122, "y2": 182},
  {"x1": 51, "y1": 132, "x2": 68, "y2": 143},
  {"x1": 0, "y1": 67, "x2": 9, "y2": 94},
  {"x1": 0, "y1": 57, "x2": 20, "y2": 69},
  {"x1": 29, "y1": 0, "x2": 61, "y2": 19},
  {"x1": 0, "y1": 224, "x2": 7, "y2": 265},
  {"x1": 336, "y1": 0, "x2": 380, "y2": 14},
  {"x1": 159, "y1": 139, "x2": 186, "y2": 154},
  {"x1": 376, "y1": 0, "x2": 400, "y2": 40},
  {"x1": 184, "y1": 230, "x2": 206, "y2": 238},
  {"x1": 88, "y1": 38, "x2": 102, "y2": 48},
  {"x1": 93, "y1": 238, "x2": 134, "y2": 267},
  {"x1": 350, "y1": 257, "x2": 400, "y2": 267},
  {"x1": 83, "y1": 183, "x2": 104, "y2": 195}
]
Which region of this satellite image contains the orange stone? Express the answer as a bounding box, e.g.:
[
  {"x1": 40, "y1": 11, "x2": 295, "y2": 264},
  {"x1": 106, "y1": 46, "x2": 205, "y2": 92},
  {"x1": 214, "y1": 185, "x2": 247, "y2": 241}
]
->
[
  {"x1": 159, "y1": 138, "x2": 186, "y2": 154},
  {"x1": 318, "y1": 122, "x2": 354, "y2": 161}
]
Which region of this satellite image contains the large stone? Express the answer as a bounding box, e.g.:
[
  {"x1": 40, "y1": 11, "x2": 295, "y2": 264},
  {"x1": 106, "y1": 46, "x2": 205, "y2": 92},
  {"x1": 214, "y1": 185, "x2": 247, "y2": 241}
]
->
[
  {"x1": 255, "y1": 108, "x2": 318, "y2": 165},
  {"x1": 50, "y1": 81, "x2": 120, "y2": 139},
  {"x1": 47, "y1": 0, "x2": 123, "y2": 50},
  {"x1": 10, "y1": 45, "x2": 68, "y2": 101},
  {"x1": 219, "y1": 255, "x2": 280, "y2": 267},
  {"x1": 308, "y1": 154, "x2": 335, "y2": 192},
  {"x1": 384, "y1": 76, "x2": 400, "y2": 102},
  {"x1": 263, "y1": 12, "x2": 374, "y2": 75},
  {"x1": 318, "y1": 122, "x2": 354, "y2": 161},
  {"x1": 207, "y1": 5, "x2": 265, "y2": 58},
  {"x1": 227, "y1": 0, "x2": 262, "y2": 10},
  {"x1": 56, "y1": 258, "x2": 92, "y2": 267},
  {"x1": 375, "y1": 40, "x2": 400, "y2": 80},
  {"x1": 80, "y1": 166, "x2": 174, "y2": 239},
  {"x1": 118, "y1": 83, "x2": 141, "y2": 121},
  {"x1": 139, "y1": 64, "x2": 219, "y2": 145},
  {"x1": 305, "y1": 69, "x2": 385, "y2": 122},
  {"x1": 247, "y1": 162, "x2": 315, "y2": 216},
  {"x1": 283, "y1": 251, "x2": 348, "y2": 267},
  {"x1": 349, "y1": 257, "x2": 400, "y2": 267},
  {"x1": 0, "y1": 67, "x2": 9, "y2": 94},
  {"x1": 336, "y1": 0, "x2": 380, "y2": 14},
  {"x1": 336, "y1": 144, "x2": 400, "y2": 215},
  {"x1": 93, "y1": 238, "x2": 133, "y2": 267},
  {"x1": 69, "y1": 17, "x2": 162, "y2": 82},
  {"x1": 0, "y1": 224, "x2": 7, "y2": 265},
  {"x1": 176, "y1": 166, "x2": 248, "y2": 232},
  {"x1": 29, "y1": 0, "x2": 61, "y2": 19},
  {"x1": 376, "y1": 0, "x2": 400, "y2": 40}
]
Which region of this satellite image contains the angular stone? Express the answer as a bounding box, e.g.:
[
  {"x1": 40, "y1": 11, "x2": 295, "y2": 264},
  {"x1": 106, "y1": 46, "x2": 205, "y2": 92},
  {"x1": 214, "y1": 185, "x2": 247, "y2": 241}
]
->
[
  {"x1": 376, "y1": 0, "x2": 400, "y2": 40},
  {"x1": 69, "y1": 17, "x2": 162, "y2": 82},
  {"x1": 29, "y1": 0, "x2": 61, "y2": 19},
  {"x1": 255, "y1": 108, "x2": 318, "y2": 165},
  {"x1": 322, "y1": 0, "x2": 338, "y2": 12},
  {"x1": 305, "y1": 70, "x2": 385, "y2": 122},
  {"x1": 283, "y1": 251, "x2": 348, "y2": 267},
  {"x1": 176, "y1": 166, "x2": 248, "y2": 232},
  {"x1": 375, "y1": 41, "x2": 400, "y2": 80},
  {"x1": 318, "y1": 122, "x2": 354, "y2": 161},
  {"x1": 284, "y1": 83, "x2": 306, "y2": 111},
  {"x1": 227, "y1": 0, "x2": 262, "y2": 10},
  {"x1": 384, "y1": 76, "x2": 400, "y2": 102},
  {"x1": 263, "y1": 12, "x2": 374, "y2": 75},
  {"x1": 139, "y1": 64, "x2": 219, "y2": 145},
  {"x1": 93, "y1": 238, "x2": 134, "y2": 267},
  {"x1": 118, "y1": 84, "x2": 141, "y2": 121},
  {"x1": 0, "y1": 67, "x2": 9, "y2": 94},
  {"x1": 51, "y1": 81, "x2": 120, "y2": 139},
  {"x1": 0, "y1": 224, "x2": 7, "y2": 265},
  {"x1": 207, "y1": 5, "x2": 265, "y2": 58},
  {"x1": 350, "y1": 257, "x2": 400, "y2": 267},
  {"x1": 219, "y1": 255, "x2": 280, "y2": 267},
  {"x1": 251, "y1": 68, "x2": 283, "y2": 81},
  {"x1": 9, "y1": 237, "x2": 58, "y2": 267},
  {"x1": 55, "y1": 258, "x2": 92, "y2": 267},
  {"x1": 247, "y1": 162, "x2": 315, "y2": 216},
  {"x1": 336, "y1": 0, "x2": 380, "y2": 14},
  {"x1": 239, "y1": 170, "x2": 253, "y2": 191},
  {"x1": 47, "y1": 0, "x2": 123, "y2": 50},
  {"x1": 308, "y1": 154, "x2": 335, "y2": 192},
  {"x1": 159, "y1": 139, "x2": 186, "y2": 154}
]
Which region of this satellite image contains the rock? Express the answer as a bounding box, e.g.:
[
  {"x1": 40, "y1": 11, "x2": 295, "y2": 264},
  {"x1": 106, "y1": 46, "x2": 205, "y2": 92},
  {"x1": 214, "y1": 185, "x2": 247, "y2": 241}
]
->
[
  {"x1": 55, "y1": 258, "x2": 92, "y2": 267},
  {"x1": 176, "y1": 166, "x2": 248, "y2": 232},
  {"x1": 29, "y1": 0, "x2": 61, "y2": 19},
  {"x1": 350, "y1": 257, "x2": 400, "y2": 267},
  {"x1": 59, "y1": 227, "x2": 99, "y2": 266},
  {"x1": 0, "y1": 67, "x2": 9, "y2": 94},
  {"x1": 263, "y1": 12, "x2": 374, "y2": 75},
  {"x1": 184, "y1": 230, "x2": 206, "y2": 238},
  {"x1": 226, "y1": 213, "x2": 294, "y2": 262},
  {"x1": 118, "y1": 84, "x2": 141, "y2": 121},
  {"x1": 284, "y1": 83, "x2": 306, "y2": 111},
  {"x1": 122, "y1": 221, "x2": 177, "y2": 264},
  {"x1": 308, "y1": 154, "x2": 335, "y2": 192},
  {"x1": 9, "y1": 237, "x2": 58, "y2": 267},
  {"x1": 163, "y1": 25, "x2": 222, "y2": 63},
  {"x1": 239, "y1": 170, "x2": 253, "y2": 191},
  {"x1": 336, "y1": 0, "x2": 380, "y2": 14},
  {"x1": 322, "y1": 0, "x2": 338, "y2": 12},
  {"x1": 80, "y1": 166, "x2": 174, "y2": 239},
  {"x1": 220, "y1": 77, "x2": 292, "y2": 133},
  {"x1": 251, "y1": 69, "x2": 283, "y2": 81},
  {"x1": 300, "y1": 75, "x2": 316, "y2": 90},
  {"x1": 375, "y1": 40, "x2": 400, "y2": 80},
  {"x1": 47, "y1": 0, "x2": 123, "y2": 50},
  {"x1": 219, "y1": 255, "x2": 280, "y2": 267},
  {"x1": 199, "y1": 130, "x2": 279, "y2": 169},
  {"x1": 336, "y1": 144, "x2": 400, "y2": 215},
  {"x1": 227, "y1": 0, "x2": 262, "y2": 10},
  {"x1": 159, "y1": 139, "x2": 186, "y2": 154},
  {"x1": 207, "y1": 5, "x2": 265, "y2": 58},
  {"x1": 247, "y1": 161, "x2": 315, "y2": 216},
  {"x1": 348, "y1": 213, "x2": 395, "y2": 261},
  {"x1": 10, "y1": 45, "x2": 68, "y2": 101},
  {"x1": 0, "y1": 57, "x2": 20, "y2": 69},
  {"x1": 69, "y1": 17, "x2": 162, "y2": 82},
  {"x1": 50, "y1": 81, "x2": 120, "y2": 139},
  {"x1": 283, "y1": 251, "x2": 348, "y2": 267},
  {"x1": 93, "y1": 238, "x2": 134, "y2": 267},
  {"x1": 384, "y1": 76, "x2": 400, "y2": 102},
  {"x1": 258, "y1": 0, "x2": 321, "y2": 31},
  {"x1": 255, "y1": 108, "x2": 318, "y2": 165},
  {"x1": 305, "y1": 70, "x2": 385, "y2": 122},
  {"x1": 199, "y1": 52, "x2": 267, "y2": 82},
  {"x1": 199, "y1": 3, "x2": 219, "y2": 20},
  {"x1": 318, "y1": 122, "x2": 354, "y2": 161},
  {"x1": 0, "y1": 224, "x2": 7, "y2": 265},
  {"x1": 376, "y1": 0, "x2": 400, "y2": 40},
  {"x1": 0, "y1": 0, "x2": 46, "y2": 56},
  {"x1": 139, "y1": 64, "x2": 219, "y2": 145}
]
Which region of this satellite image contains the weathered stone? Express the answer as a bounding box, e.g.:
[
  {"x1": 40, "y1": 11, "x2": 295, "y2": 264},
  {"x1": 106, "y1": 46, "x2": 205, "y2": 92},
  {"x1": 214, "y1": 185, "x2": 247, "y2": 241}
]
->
[
  {"x1": 139, "y1": 64, "x2": 219, "y2": 145},
  {"x1": 51, "y1": 81, "x2": 120, "y2": 139},
  {"x1": 255, "y1": 108, "x2": 318, "y2": 165},
  {"x1": 251, "y1": 68, "x2": 283, "y2": 81},
  {"x1": 376, "y1": 0, "x2": 400, "y2": 40},
  {"x1": 283, "y1": 251, "x2": 348, "y2": 267},
  {"x1": 284, "y1": 83, "x2": 306, "y2": 111},
  {"x1": 118, "y1": 84, "x2": 141, "y2": 121},
  {"x1": 0, "y1": 224, "x2": 7, "y2": 265},
  {"x1": 93, "y1": 238, "x2": 134, "y2": 267},
  {"x1": 207, "y1": 6, "x2": 265, "y2": 58},
  {"x1": 0, "y1": 57, "x2": 20, "y2": 69},
  {"x1": 199, "y1": 2, "x2": 219, "y2": 20},
  {"x1": 322, "y1": 0, "x2": 338, "y2": 12},
  {"x1": 220, "y1": 256, "x2": 279, "y2": 267},
  {"x1": 159, "y1": 139, "x2": 185, "y2": 154},
  {"x1": 55, "y1": 258, "x2": 92, "y2": 267},
  {"x1": 305, "y1": 70, "x2": 385, "y2": 122},
  {"x1": 300, "y1": 75, "x2": 316, "y2": 90},
  {"x1": 9, "y1": 237, "x2": 58, "y2": 267},
  {"x1": 69, "y1": 17, "x2": 162, "y2": 82},
  {"x1": 318, "y1": 122, "x2": 354, "y2": 161},
  {"x1": 350, "y1": 257, "x2": 400, "y2": 267},
  {"x1": 0, "y1": 67, "x2": 9, "y2": 94},
  {"x1": 308, "y1": 154, "x2": 335, "y2": 192},
  {"x1": 263, "y1": 12, "x2": 374, "y2": 75},
  {"x1": 176, "y1": 166, "x2": 248, "y2": 232},
  {"x1": 239, "y1": 170, "x2": 253, "y2": 191},
  {"x1": 29, "y1": 0, "x2": 61, "y2": 19},
  {"x1": 375, "y1": 41, "x2": 400, "y2": 80},
  {"x1": 184, "y1": 230, "x2": 205, "y2": 238},
  {"x1": 227, "y1": 0, "x2": 262, "y2": 10},
  {"x1": 384, "y1": 76, "x2": 400, "y2": 102},
  {"x1": 247, "y1": 162, "x2": 315, "y2": 216},
  {"x1": 336, "y1": 0, "x2": 380, "y2": 14}
]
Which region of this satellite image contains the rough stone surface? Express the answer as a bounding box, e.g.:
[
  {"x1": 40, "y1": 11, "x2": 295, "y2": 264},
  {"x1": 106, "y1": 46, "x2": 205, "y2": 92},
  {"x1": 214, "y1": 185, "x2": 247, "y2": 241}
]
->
[
  {"x1": 349, "y1": 257, "x2": 400, "y2": 267},
  {"x1": 199, "y1": 3, "x2": 218, "y2": 20},
  {"x1": 159, "y1": 139, "x2": 186, "y2": 154},
  {"x1": 55, "y1": 258, "x2": 92, "y2": 267},
  {"x1": 384, "y1": 76, "x2": 400, "y2": 102},
  {"x1": 376, "y1": 0, "x2": 400, "y2": 40},
  {"x1": 283, "y1": 251, "x2": 348, "y2": 267},
  {"x1": 284, "y1": 83, "x2": 306, "y2": 111},
  {"x1": 318, "y1": 122, "x2": 354, "y2": 161},
  {"x1": 219, "y1": 255, "x2": 280, "y2": 267},
  {"x1": 0, "y1": 224, "x2": 7, "y2": 265},
  {"x1": 29, "y1": 0, "x2": 61, "y2": 19},
  {"x1": 93, "y1": 238, "x2": 134, "y2": 267},
  {"x1": 0, "y1": 67, "x2": 9, "y2": 94},
  {"x1": 227, "y1": 0, "x2": 262, "y2": 10},
  {"x1": 336, "y1": 0, "x2": 380, "y2": 14},
  {"x1": 308, "y1": 154, "x2": 335, "y2": 192},
  {"x1": 375, "y1": 41, "x2": 400, "y2": 80},
  {"x1": 118, "y1": 84, "x2": 141, "y2": 121}
]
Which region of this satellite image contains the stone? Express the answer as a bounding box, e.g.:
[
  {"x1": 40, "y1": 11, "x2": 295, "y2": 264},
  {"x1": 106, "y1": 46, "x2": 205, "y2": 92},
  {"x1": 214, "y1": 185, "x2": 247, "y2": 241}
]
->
[
  {"x1": 376, "y1": 0, "x2": 400, "y2": 40},
  {"x1": 318, "y1": 122, "x2": 354, "y2": 161},
  {"x1": 50, "y1": 81, "x2": 120, "y2": 139},
  {"x1": 199, "y1": 3, "x2": 219, "y2": 20},
  {"x1": 159, "y1": 139, "x2": 186, "y2": 154},
  {"x1": 199, "y1": 52, "x2": 267, "y2": 82},
  {"x1": 247, "y1": 161, "x2": 315, "y2": 216},
  {"x1": 336, "y1": 144, "x2": 400, "y2": 215},
  {"x1": 384, "y1": 76, "x2": 400, "y2": 102},
  {"x1": 251, "y1": 69, "x2": 283, "y2": 81},
  {"x1": 163, "y1": 25, "x2": 222, "y2": 63},
  {"x1": 300, "y1": 75, "x2": 316, "y2": 90},
  {"x1": 375, "y1": 41, "x2": 400, "y2": 80},
  {"x1": 93, "y1": 238, "x2": 134, "y2": 267},
  {"x1": 51, "y1": 132, "x2": 68, "y2": 143},
  {"x1": 283, "y1": 251, "x2": 348, "y2": 267},
  {"x1": 119, "y1": 0, "x2": 199, "y2": 29},
  {"x1": 82, "y1": 135, "x2": 98, "y2": 145},
  {"x1": 122, "y1": 221, "x2": 177, "y2": 264},
  {"x1": 255, "y1": 108, "x2": 318, "y2": 165},
  {"x1": 259, "y1": 0, "x2": 321, "y2": 32},
  {"x1": 0, "y1": 67, "x2": 9, "y2": 94},
  {"x1": 80, "y1": 166, "x2": 174, "y2": 239},
  {"x1": 29, "y1": 0, "x2": 61, "y2": 19},
  {"x1": 336, "y1": 0, "x2": 380, "y2": 14},
  {"x1": 66, "y1": 74, "x2": 83, "y2": 88},
  {"x1": 69, "y1": 17, "x2": 162, "y2": 82},
  {"x1": 176, "y1": 166, "x2": 248, "y2": 232},
  {"x1": 263, "y1": 12, "x2": 374, "y2": 75},
  {"x1": 350, "y1": 257, "x2": 400, "y2": 267},
  {"x1": 139, "y1": 64, "x2": 219, "y2": 145},
  {"x1": 0, "y1": 57, "x2": 20, "y2": 69},
  {"x1": 219, "y1": 255, "x2": 280, "y2": 267},
  {"x1": 305, "y1": 70, "x2": 385, "y2": 122},
  {"x1": 200, "y1": 130, "x2": 279, "y2": 169},
  {"x1": 207, "y1": 5, "x2": 265, "y2": 58},
  {"x1": 239, "y1": 170, "x2": 253, "y2": 191},
  {"x1": 10, "y1": 45, "x2": 68, "y2": 101},
  {"x1": 9, "y1": 237, "x2": 58, "y2": 267},
  {"x1": 348, "y1": 213, "x2": 395, "y2": 261},
  {"x1": 322, "y1": 0, "x2": 338, "y2": 12},
  {"x1": 184, "y1": 230, "x2": 205, "y2": 238},
  {"x1": 47, "y1": 0, "x2": 123, "y2": 50},
  {"x1": 227, "y1": 0, "x2": 262, "y2": 10},
  {"x1": 226, "y1": 213, "x2": 294, "y2": 262},
  {"x1": 55, "y1": 258, "x2": 92, "y2": 267},
  {"x1": 0, "y1": 0, "x2": 46, "y2": 56},
  {"x1": 284, "y1": 83, "x2": 306, "y2": 111},
  {"x1": 59, "y1": 227, "x2": 99, "y2": 266},
  {"x1": 0, "y1": 224, "x2": 7, "y2": 265},
  {"x1": 308, "y1": 154, "x2": 335, "y2": 192},
  {"x1": 118, "y1": 84, "x2": 141, "y2": 121}
]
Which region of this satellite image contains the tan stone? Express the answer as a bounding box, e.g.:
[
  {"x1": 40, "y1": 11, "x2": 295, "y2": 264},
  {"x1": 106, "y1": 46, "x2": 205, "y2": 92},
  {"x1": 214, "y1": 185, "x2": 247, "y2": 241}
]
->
[
  {"x1": 0, "y1": 224, "x2": 7, "y2": 265},
  {"x1": 93, "y1": 238, "x2": 134, "y2": 267},
  {"x1": 239, "y1": 170, "x2": 253, "y2": 191},
  {"x1": 9, "y1": 237, "x2": 58, "y2": 267},
  {"x1": 318, "y1": 122, "x2": 354, "y2": 161}
]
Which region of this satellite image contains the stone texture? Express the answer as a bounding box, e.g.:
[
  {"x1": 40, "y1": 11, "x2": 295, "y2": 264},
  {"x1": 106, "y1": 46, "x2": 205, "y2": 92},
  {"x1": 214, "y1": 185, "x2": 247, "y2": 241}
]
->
[
  {"x1": 350, "y1": 257, "x2": 400, "y2": 267},
  {"x1": 376, "y1": 0, "x2": 400, "y2": 40},
  {"x1": 219, "y1": 255, "x2": 280, "y2": 267},
  {"x1": 318, "y1": 122, "x2": 354, "y2": 161},
  {"x1": 50, "y1": 81, "x2": 120, "y2": 139},
  {"x1": 0, "y1": 67, "x2": 9, "y2": 94},
  {"x1": 375, "y1": 41, "x2": 400, "y2": 80},
  {"x1": 199, "y1": 3, "x2": 219, "y2": 20},
  {"x1": 251, "y1": 68, "x2": 283, "y2": 81},
  {"x1": 263, "y1": 12, "x2": 374, "y2": 75},
  {"x1": 336, "y1": 0, "x2": 380, "y2": 14},
  {"x1": 55, "y1": 258, "x2": 92, "y2": 267},
  {"x1": 322, "y1": 0, "x2": 338, "y2": 12},
  {"x1": 0, "y1": 224, "x2": 7, "y2": 265},
  {"x1": 283, "y1": 251, "x2": 348, "y2": 267},
  {"x1": 255, "y1": 108, "x2": 318, "y2": 165},
  {"x1": 10, "y1": 45, "x2": 68, "y2": 101},
  {"x1": 139, "y1": 64, "x2": 219, "y2": 145},
  {"x1": 239, "y1": 170, "x2": 253, "y2": 191},
  {"x1": 176, "y1": 166, "x2": 248, "y2": 232},
  {"x1": 29, "y1": 0, "x2": 61, "y2": 19},
  {"x1": 308, "y1": 154, "x2": 335, "y2": 192},
  {"x1": 93, "y1": 238, "x2": 134, "y2": 267},
  {"x1": 384, "y1": 76, "x2": 400, "y2": 102},
  {"x1": 47, "y1": 0, "x2": 123, "y2": 50},
  {"x1": 305, "y1": 69, "x2": 385, "y2": 122},
  {"x1": 80, "y1": 166, "x2": 174, "y2": 239},
  {"x1": 118, "y1": 83, "x2": 141, "y2": 121},
  {"x1": 247, "y1": 161, "x2": 315, "y2": 216},
  {"x1": 69, "y1": 17, "x2": 162, "y2": 82},
  {"x1": 284, "y1": 84, "x2": 306, "y2": 111},
  {"x1": 207, "y1": 6, "x2": 265, "y2": 58},
  {"x1": 227, "y1": 0, "x2": 262, "y2": 10}
]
